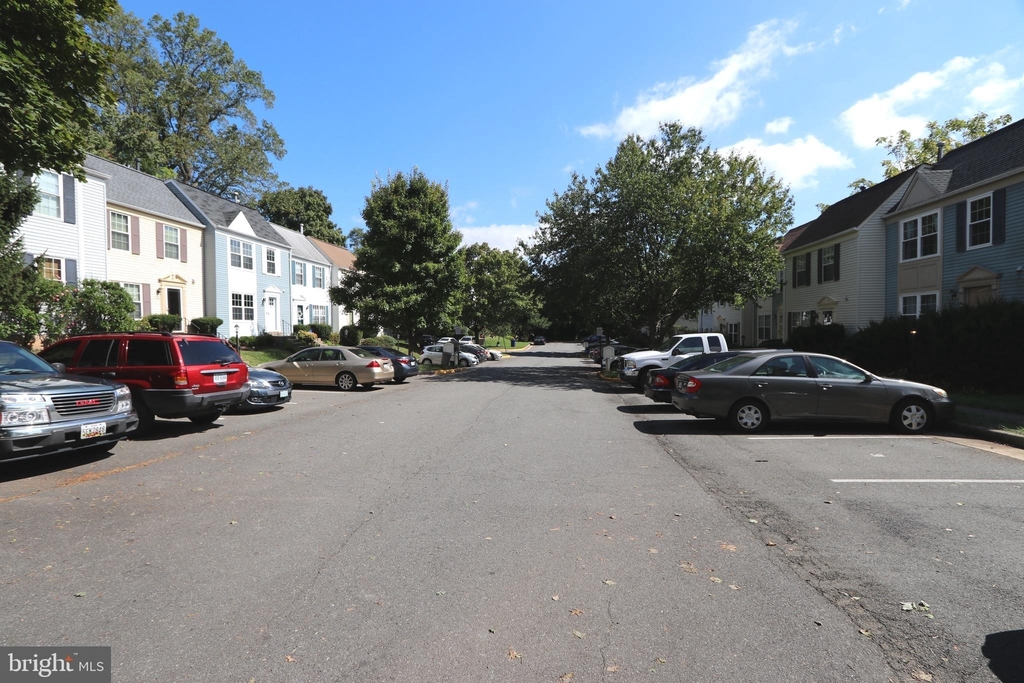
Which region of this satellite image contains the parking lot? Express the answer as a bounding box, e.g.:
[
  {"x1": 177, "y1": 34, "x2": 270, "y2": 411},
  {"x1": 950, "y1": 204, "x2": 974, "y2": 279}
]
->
[{"x1": 2, "y1": 343, "x2": 1022, "y2": 681}]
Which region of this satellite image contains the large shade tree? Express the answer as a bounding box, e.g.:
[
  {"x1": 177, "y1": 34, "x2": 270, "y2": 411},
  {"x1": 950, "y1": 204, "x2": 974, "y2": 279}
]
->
[
  {"x1": 526, "y1": 123, "x2": 793, "y2": 347},
  {"x1": 331, "y1": 169, "x2": 465, "y2": 350},
  {"x1": 461, "y1": 243, "x2": 544, "y2": 343},
  {"x1": 87, "y1": 6, "x2": 285, "y2": 201},
  {"x1": 257, "y1": 185, "x2": 346, "y2": 246}
]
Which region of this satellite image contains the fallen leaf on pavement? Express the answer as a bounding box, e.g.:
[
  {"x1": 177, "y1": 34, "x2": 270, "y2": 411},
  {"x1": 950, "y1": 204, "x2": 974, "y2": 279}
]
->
[
  {"x1": 648, "y1": 548, "x2": 658, "y2": 553},
  {"x1": 570, "y1": 609, "x2": 583, "y2": 616},
  {"x1": 911, "y1": 671, "x2": 933, "y2": 681},
  {"x1": 552, "y1": 595, "x2": 559, "y2": 601},
  {"x1": 655, "y1": 658, "x2": 666, "y2": 664},
  {"x1": 729, "y1": 585, "x2": 740, "y2": 590},
  {"x1": 766, "y1": 541, "x2": 777, "y2": 547},
  {"x1": 719, "y1": 543, "x2": 737, "y2": 552},
  {"x1": 74, "y1": 592, "x2": 86, "y2": 597},
  {"x1": 709, "y1": 577, "x2": 722, "y2": 583},
  {"x1": 749, "y1": 519, "x2": 759, "y2": 524},
  {"x1": 507, "y1": 649, "x2": 521, "y2": 660},
  {"x1": 573, "y1": 630, "x2": 585, "y2": 639},
  {"x1": 603, "y1": 580, "x2": 616, "y2": 585},
  {"x1": 901, "y1": 602, "x2": 915, "y2": 611},
  {"x1": 859, "y1": 629, "x2": 873, "y2": 638},
  {"x1": 606, "y1": 665, "x2": 621, "y2": 672},
  {"x1": 559, "y1": 673, "x2": 575, "y2": 682},
  {"x1": 680, "y1": 562, "x2": 698, "y2": 574},
  {"x1": 285, "y1": 655, "x2": 296, "y2": 663}
]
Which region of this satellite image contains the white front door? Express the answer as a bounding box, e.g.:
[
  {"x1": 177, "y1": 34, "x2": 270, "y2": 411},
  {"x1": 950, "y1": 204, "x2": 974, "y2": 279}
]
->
[{"x1": 264, "y1": 296, "x2": 279, "y2": 333}]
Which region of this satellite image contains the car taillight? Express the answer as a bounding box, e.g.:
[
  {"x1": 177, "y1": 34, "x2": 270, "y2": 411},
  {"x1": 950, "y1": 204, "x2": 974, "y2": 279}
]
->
[
  {"x1": 652, "y1": 375, "x2": 669, "y2": 387},
  {"x1": 398, "y1": 358, "x2": 410, "y2": 365},
  {"x1": 366, "y1": 360, "x2": 381, "y2": 368},
  {"x1": 173, "y1": 373, "x2": 189, "y2": 387},
  {"x1": 683, "y1": 377, "x2": 702, "y2": 394}
]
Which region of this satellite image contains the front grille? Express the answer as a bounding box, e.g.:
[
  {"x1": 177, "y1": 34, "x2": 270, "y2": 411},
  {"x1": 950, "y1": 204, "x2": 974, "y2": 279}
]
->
[
  {"x1": 50, "y1": 390, "x2": 116, "y2": 417},
  {"x1": 269, "y1": 380, "x2": 287, "y2": 388}
]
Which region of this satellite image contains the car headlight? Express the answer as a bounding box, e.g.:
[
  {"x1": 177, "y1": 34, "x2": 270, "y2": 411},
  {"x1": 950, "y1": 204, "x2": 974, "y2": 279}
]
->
[
  {"x1": 932, "y1": 388, "x2": 948, "y2": 399},
  {"x1": 249, "y1": 379, "x2": 270, "y2": 389},
  {"x1": 0, "y1": 393, "x2": 47, "y2": 405},
  {"x1": 113, "y1": 385, "x2": 133, "y2": 412},
  {"x1": 624, "y1": 360, "x2": 635, "y2": 369},
  {"x1": 1, "y1": 408, "x2": 50, "y2": 426},
  {"x1": 115, "y1": 386, "x2": 131, "y2": 398}
]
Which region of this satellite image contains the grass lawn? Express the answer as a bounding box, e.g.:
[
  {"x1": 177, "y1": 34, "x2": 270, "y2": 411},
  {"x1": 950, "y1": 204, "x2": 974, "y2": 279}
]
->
[
  {"x1": 241, "y1": 348, "x2": 291, "y2": 365},
  {"x1": 951, "y1": 393, "x2": 1024, "y2": 415}
]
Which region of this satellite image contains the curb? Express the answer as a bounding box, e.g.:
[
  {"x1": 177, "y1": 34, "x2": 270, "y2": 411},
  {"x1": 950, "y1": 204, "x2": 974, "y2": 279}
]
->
[{"x1": 950, "y1": 421, "x2": 1024, "y2": 450}]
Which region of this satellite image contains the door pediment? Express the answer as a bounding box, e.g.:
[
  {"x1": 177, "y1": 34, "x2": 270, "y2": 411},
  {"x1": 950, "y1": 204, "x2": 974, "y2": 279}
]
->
[
  {"x1": 956, "y1": 265, "x2": 999, "y2": 285},
  {"x1": 817, "y1": 295, "x2": 839, "y2": 307}
]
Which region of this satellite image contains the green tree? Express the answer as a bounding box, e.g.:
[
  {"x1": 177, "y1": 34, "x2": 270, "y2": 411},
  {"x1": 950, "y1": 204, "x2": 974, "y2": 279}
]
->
[
  {"x1": 875, "y1": 112, "x2": 1013, "y2": 178},
  {"x1": 1, "y1": 0, "x2": 116, "y2": 177},
  {"x1": 461, "y1": 243, "x2": 544, "y2": 342},
  {"x1": 37, "y1": 279, "x2": 136, "y2": 341},
  {"x1": 330, "y1": 169, "x2": 465, "y2": 351},
  {"x1": 526, "y1": 123, "x2": 792, "y2": 347},
  {"x1": 88, "y1": 7, "x2": 285, "y2": 200},
  {"x1": 257, "y1": 186, "x2": 345, "y2": 246},
  {"x1": 0, "y1": 174, "x2": 42, "y2": 343}
]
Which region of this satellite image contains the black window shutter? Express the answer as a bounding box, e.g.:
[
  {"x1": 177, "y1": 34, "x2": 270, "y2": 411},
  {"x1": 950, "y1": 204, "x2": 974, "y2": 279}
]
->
[
  {"x1": 955, "y1": 201, "x2": 967, "y2": 252},
  {"x1": 834, "y1": 243, "x2": 841, "y2": 281},
  {"x1": 791, "y1": 257, "x2": 797, "y2": 286},
  {"x1": 993, "y1": 188, "x2": 1006, "y2": 245},
  {"x1": 817, "y1": 249, "x2": 823, "y2": 284},
  {"x1": 62, "y1": 174, "x2": 76, "y2": 224},
  {"x1": 66, "y1": 259, "x2": 78, "y2": 285}
]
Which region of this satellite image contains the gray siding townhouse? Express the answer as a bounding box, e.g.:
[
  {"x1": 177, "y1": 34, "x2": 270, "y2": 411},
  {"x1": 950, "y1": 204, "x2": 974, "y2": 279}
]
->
[
  {"x1": 781, "y1": 168, "x2": 916, "y2": 339},
  {"x1": 885, "y1": 119, "x2": 1024, "y2": 317},
  {"x1": 167, "y1": 182, "x2": 292, "y2": 339}
]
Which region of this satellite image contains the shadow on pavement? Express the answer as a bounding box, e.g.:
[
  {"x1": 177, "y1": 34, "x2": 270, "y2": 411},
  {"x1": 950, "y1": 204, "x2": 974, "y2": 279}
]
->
[
  {"x1": 983, "y1": 630, "x2": 1024, "y2": 683},
  {"x1": 422, "y1": 362, "x2": 620, "y2": 392},
  {"x1": 126, "y1": 419, "x2": 222, "y2": 442},
  {"x1": 0, "y1": 448, "x2": 117, "y2": 483},
  {"x1": 633, "y1": 417, "x2": 919, "y2": 438},
  {"x1": 616, "y1": 404, "x2": 680, "y2": 415}
]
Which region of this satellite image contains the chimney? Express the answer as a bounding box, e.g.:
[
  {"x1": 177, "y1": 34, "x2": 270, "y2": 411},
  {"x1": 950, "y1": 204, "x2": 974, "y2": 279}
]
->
[
  {"x1": 936, "y1": 142, "x2": 945, "y2": 162},
  {"x1": 135, "y1": 158, "x2": 141, "y2": 170},
  {"x1": 300, "y1": 222, "x2": 304, "y2": 235},
  {"x1": 233, "y1": 192, "x2": 240, "y2": 204}
]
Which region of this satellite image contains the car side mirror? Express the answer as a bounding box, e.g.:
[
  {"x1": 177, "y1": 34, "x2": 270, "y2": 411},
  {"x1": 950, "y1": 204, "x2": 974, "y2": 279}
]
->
[
  {"x1": 671, "y1": 348, "x2": 682, "y2": 356},
  {"x1": 51, "y1": 362, "x2": 66, "y2": 374}
]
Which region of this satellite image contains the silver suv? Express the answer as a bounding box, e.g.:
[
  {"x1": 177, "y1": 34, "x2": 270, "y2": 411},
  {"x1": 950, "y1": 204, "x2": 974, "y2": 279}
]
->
[{"x1": 0, "y1": 341, "x2": 137, "y2": 463}]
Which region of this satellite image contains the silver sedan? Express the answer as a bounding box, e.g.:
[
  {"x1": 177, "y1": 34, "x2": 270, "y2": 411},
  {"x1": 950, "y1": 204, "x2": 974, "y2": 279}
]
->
[
  {"x1": 671, "y1": 351, "x2": 955, "y2": 434},
  {"x1": 260, "y1": 346, "x2": 394, "y2": 391}
]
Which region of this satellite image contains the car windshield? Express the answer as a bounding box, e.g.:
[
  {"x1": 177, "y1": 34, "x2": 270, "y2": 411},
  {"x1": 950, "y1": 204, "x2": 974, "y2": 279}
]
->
[
  {"x1": 0, "y1": 342, "x2": 58, "y2": 375},
  {"x1": 657, "y1": 338, "x2": 680, "y2": 352},
  {"x1": 703, "y1": 355, "x2": 757, "y2": 373},
  {"x1": 346, "y1": 347, "x2": 374, "y2": 359}
]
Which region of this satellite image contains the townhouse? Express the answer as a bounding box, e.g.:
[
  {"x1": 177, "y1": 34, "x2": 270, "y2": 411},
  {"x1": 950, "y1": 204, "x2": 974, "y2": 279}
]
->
[
  {"x1": 167, "y1": 182, "x2": 292, "y2": 339},
  {"x1": 83, "y1": 156, "x2": 205, "y2": 329},
  {"x1": 270, "y1": 225, "x2": 333, "y2": 330},
  {"x1": 307, "y1": 236, "x2": 360, "y2": 332}
]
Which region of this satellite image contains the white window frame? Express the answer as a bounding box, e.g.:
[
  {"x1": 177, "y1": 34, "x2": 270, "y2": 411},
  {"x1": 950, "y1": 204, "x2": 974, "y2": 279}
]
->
[
  {"x1": 793, "y1": 253, "x2": 810, "y2": 287},
  {"x1": 757, "y1": 313, "x2": 771, "y2": 342},
  {"x1": 296, "y1": 304, "x2": 305, "y2": 325},
  {"x1": 230, "y1": 238, "x2": 254, "y2": 270},
  {"x1": 122, "y1": 283, "x2": 143, "y2": 319},
  {"x1": 111, "y1": 211, "x2": 130, "y2": 251},
  {"x1": 822, "y1": 246, "x2": 836, "y2": 282},
  {"x1": 311, "y1": 305, "x2": 328, "y2": 324},
  {"x1": 967, "y1": 193, "x2": 992, "y2": 250},
  {"x1": 42, "y1": 257, "x2": 64, "y2": 282},
  {"x1": 900, "y1": 291, "x2": 939, "y2": 318},
  {"x1": 34, "y1": 171, "x2": 61, "y2": 218},
  {"x1": 293, "y1": 260, "x2": 305, "y2": 286},
  {"x1": 312, "y1": 265, "x2": 325, "y2": 289},
  {"x1": 901, "y1": 210, "x2": 941, "y2": 262},
  {"x1": 164, "y1": 225, "x2": 180, "y2": 260},
  {"x1": 231, "y1": 292, "x2": 254, "y2": 321},
  {"x1": 265, "y1": 248, "x2": 276, "y2": 275}
]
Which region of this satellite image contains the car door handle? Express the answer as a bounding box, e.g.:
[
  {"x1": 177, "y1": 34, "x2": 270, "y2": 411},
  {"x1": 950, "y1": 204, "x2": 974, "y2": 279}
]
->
[
  {"x1": 755, "y1": 381, "x2": 768, "y2": 388},
  {"x1": 101, "y1": 372, "x2": 116, "y2": 379},
  {"x1": 820, "y1": 384, "x2": 833, "y2": 390}
]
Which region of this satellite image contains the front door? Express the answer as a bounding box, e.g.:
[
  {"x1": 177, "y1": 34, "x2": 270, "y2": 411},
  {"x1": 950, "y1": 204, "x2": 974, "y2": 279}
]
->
[
  {"x1": 264, "y1": 296, "x2": 279, "y2": 333},
  {"x1": 166, "y1": 288, "x2": 183, "y2": 331}
]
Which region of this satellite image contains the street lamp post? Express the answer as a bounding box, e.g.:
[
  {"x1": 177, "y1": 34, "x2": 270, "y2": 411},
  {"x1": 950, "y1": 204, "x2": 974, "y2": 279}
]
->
[{"x1": 234, "y1": 324, "x2": 240, "y2": 352}]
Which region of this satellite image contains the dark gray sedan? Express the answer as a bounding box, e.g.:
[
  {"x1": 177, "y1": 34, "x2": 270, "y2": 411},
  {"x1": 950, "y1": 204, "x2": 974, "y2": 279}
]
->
[{"x1": 671, "y1": 351, "x2": 954, "y2": 434}]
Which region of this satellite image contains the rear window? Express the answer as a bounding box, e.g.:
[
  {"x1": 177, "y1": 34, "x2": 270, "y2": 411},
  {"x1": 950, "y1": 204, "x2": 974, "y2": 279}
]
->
[
  {"x1": 704, "y1": 355, "x2": 757, "y2": 373},
  {"x1": 176, "y1": 339, "x2": 241, "y2": 365},
  {"x1": 346, "y1": 347, "x2": 374, "y2": 359}
]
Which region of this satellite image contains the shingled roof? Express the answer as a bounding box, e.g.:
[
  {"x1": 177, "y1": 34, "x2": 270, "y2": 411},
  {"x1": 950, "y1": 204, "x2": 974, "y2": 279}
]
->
[
  {"x1": 308, "y1": 236, "x2": 356, "y2": 271},
  {"x1": 84, "y1": 155, "x2": 203, "y2": 227},
  {"x1": 167, "y1": 181, "x2": 289, "y2": 247},
  {"x1": 785, "y1": 166, "x2": 917, "y2": 252},
  {"x1": 270, "y1": 224, "x2": 331, "y2": 265},
  {"x1": 928, "y1": 116, "x2": 1024, "y2": 194}
]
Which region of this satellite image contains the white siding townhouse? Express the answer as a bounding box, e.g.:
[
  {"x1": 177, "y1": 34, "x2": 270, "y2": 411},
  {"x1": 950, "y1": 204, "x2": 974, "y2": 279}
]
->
[
  {"x1": 307, "y1": 236, "x2": 360, "y2": 332},
  {"x1": 270, "y1": 225, "x2": 333, "y2": 330}
]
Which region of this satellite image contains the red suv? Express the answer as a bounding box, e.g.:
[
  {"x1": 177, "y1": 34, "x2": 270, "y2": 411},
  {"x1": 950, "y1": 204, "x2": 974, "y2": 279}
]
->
[{"x1": 39, "y1": 332, "x2": 249, "y2": 432}]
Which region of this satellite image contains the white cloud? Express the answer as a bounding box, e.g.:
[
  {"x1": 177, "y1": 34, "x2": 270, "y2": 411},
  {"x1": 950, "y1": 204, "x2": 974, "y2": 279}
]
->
[
  {"x1": 722, "y1": 135, "x2": 853, "y2": 189},
  {"x1": 579, "y1": 20, "x2": 809, "y2": 139},
  {"x1": 968, "y1": 63, "x2": 1024, "y2": 108},
  {"x1": 450, "y1": 201, "x2": 478, "y2": 225},
  {"x1": 457, "y1": 224, "x2": 538, "y2": 251},
  {"x1": 765, "y1": 116, "x2": 794, "y2": 134},
  {"x1": 840, "y1": 57, "x2": 977, "y2": 147}
]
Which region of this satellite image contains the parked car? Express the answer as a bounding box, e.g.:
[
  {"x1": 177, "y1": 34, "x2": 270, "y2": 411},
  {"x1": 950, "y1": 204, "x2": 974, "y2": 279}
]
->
[
  {"x1": 259, "y1": 346, "x2": 394, "y2": 390},
  {"x1": 670, "y1": 351, "x2": 955, "y2": 434},
  {"x1": 1, "y1": 340, "x2": 137, "y2": 462},
  {"x1": 619, "y1": 333, "x2": 728, "y2": 388},
  {"x1": 533, "y1": 336, "x2": 546, "y2": 345},
  {"x1": 420, "y1": 334, "x2": 437, "y2": 348},
  {"x1": 643, "y1": 351, "x2": 771, "y2": 402},
  {"x1": 38, "y1": 332, "x2": 249, "y2": 432},
  {"x1": 358, "y1": 346, "x2": 419, "y2": 382},
  {"x1": 235, "y1": 367, "x2": 292, "y2": 411},
  {"x1": 461, "y1": 344, "x2": 489, "y2": 363},
  {"x1": 436, "y1": 337, "x2": 456, "y2": 345},
  {"x1": 466, "y1": 344, "x2": 503, "y2": 361},
  {"x1": 420, "y1": 345, "x2": 479, "y2": 367},
  {"x1": 459, "y1": 335, "x2": 475, "y2": 345}
]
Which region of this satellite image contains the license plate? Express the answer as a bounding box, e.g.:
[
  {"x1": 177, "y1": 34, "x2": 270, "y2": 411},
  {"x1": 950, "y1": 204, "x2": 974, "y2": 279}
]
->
[
  {"x1": 213, "y1": 373, "x2": 227, "y2": 385},
  {"x1": 81, "y1": 422, "x2": 106, "y2": 439},
  {"x1": 279, "y1": 390, "x2": 289, "y2": 399}
]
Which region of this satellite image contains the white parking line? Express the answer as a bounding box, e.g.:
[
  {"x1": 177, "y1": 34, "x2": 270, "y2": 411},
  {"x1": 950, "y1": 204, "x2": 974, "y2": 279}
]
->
[
  {"x1": 748, "y1": 436, "x2": 930, "y2": 440},
  {"x1": 832, "y1": 479, "x2": 1024, "y2": 484}
]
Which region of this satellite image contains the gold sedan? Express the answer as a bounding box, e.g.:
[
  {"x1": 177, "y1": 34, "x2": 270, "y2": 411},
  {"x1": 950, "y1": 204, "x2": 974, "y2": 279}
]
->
[{"x1": 260, "y1": 346, "x2": 394, "y2": 391}]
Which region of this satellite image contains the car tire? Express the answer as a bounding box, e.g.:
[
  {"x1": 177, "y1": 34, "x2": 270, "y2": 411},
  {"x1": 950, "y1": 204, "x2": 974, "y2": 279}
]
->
[
  {"x1": 458, "y1": 358, "x2": 470, "y2": 367},
  {"x1": 636, "y1": 368, "x2": 650, "y2": 392},
  {"x1": 891, "y1": 398, "x2": 931, "y2": 434},
  {"x1": 335, "y1": 372, "x2": 357, "y2": 391},
  {"x1": 421, "y1": 358, "x2": 432, "y2": 365},
  {"x1": 132, "y1": 394, "x2": 155, "y2": 435},
  {"x1": 188, "y1": 409, "x2": 223, "y2": 424},
  {"x1": 394, "y1": 377, "x2": 407, "y2": 383},
  {"x1": 729, "y1": 398, "x2": 769, "y2": 433}
]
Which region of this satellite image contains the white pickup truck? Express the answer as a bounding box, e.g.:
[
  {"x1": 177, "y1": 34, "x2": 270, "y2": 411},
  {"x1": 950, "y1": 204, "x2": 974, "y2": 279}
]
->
[{"x1": 617, "y1": 332, "x2": 729, "y2": 387}]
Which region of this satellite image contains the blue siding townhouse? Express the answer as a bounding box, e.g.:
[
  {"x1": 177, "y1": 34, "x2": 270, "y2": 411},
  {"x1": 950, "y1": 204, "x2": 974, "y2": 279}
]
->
[
  {"x1": 167, "y1": 182, "x2": 292, "y2": 339},
  {"x1": 885, "y1": 119, "x2": 1024, "y2": 317}
]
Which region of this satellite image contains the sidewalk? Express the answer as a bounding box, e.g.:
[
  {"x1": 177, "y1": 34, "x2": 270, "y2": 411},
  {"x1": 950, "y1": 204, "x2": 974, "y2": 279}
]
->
[{"x1": 950, "y1": 406, "x2": 1024, "y2": 450}]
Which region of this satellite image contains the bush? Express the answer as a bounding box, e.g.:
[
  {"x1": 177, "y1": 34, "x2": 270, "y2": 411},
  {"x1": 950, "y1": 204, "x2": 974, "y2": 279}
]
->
[
  {"x1": 787, "y1": 323, "x2": 846, "y2": 356},
  {"x1": 309, "y1": 323, "x2": 332, "y2": 340},
  {"x1": 237, "y1": 335, "x2": 258, "y2": 349},
  {"x1": 143, "y1": 313, "x2": 181, "y2": 332},
  {"x1": 294, "y1": 329, "x2": 318, "y2": 347},
  {"x1": 293, "y1": 324, "x2": 310, "y2": 334},
  {"x1": 360, "y1": 334, "x2": 399, "y2": 348},
  {"x1": 340, "y1": 325, "x2": 362, "y2": 345},
  {"x1": 190, "y1": 317, "x2": 223, "y2": 335}
]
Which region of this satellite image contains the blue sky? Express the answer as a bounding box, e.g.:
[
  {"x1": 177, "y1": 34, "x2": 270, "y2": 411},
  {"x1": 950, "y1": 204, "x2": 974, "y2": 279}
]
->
[{"x1": 118, "y1": 0, "x2": 1024, "y2": 250}]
